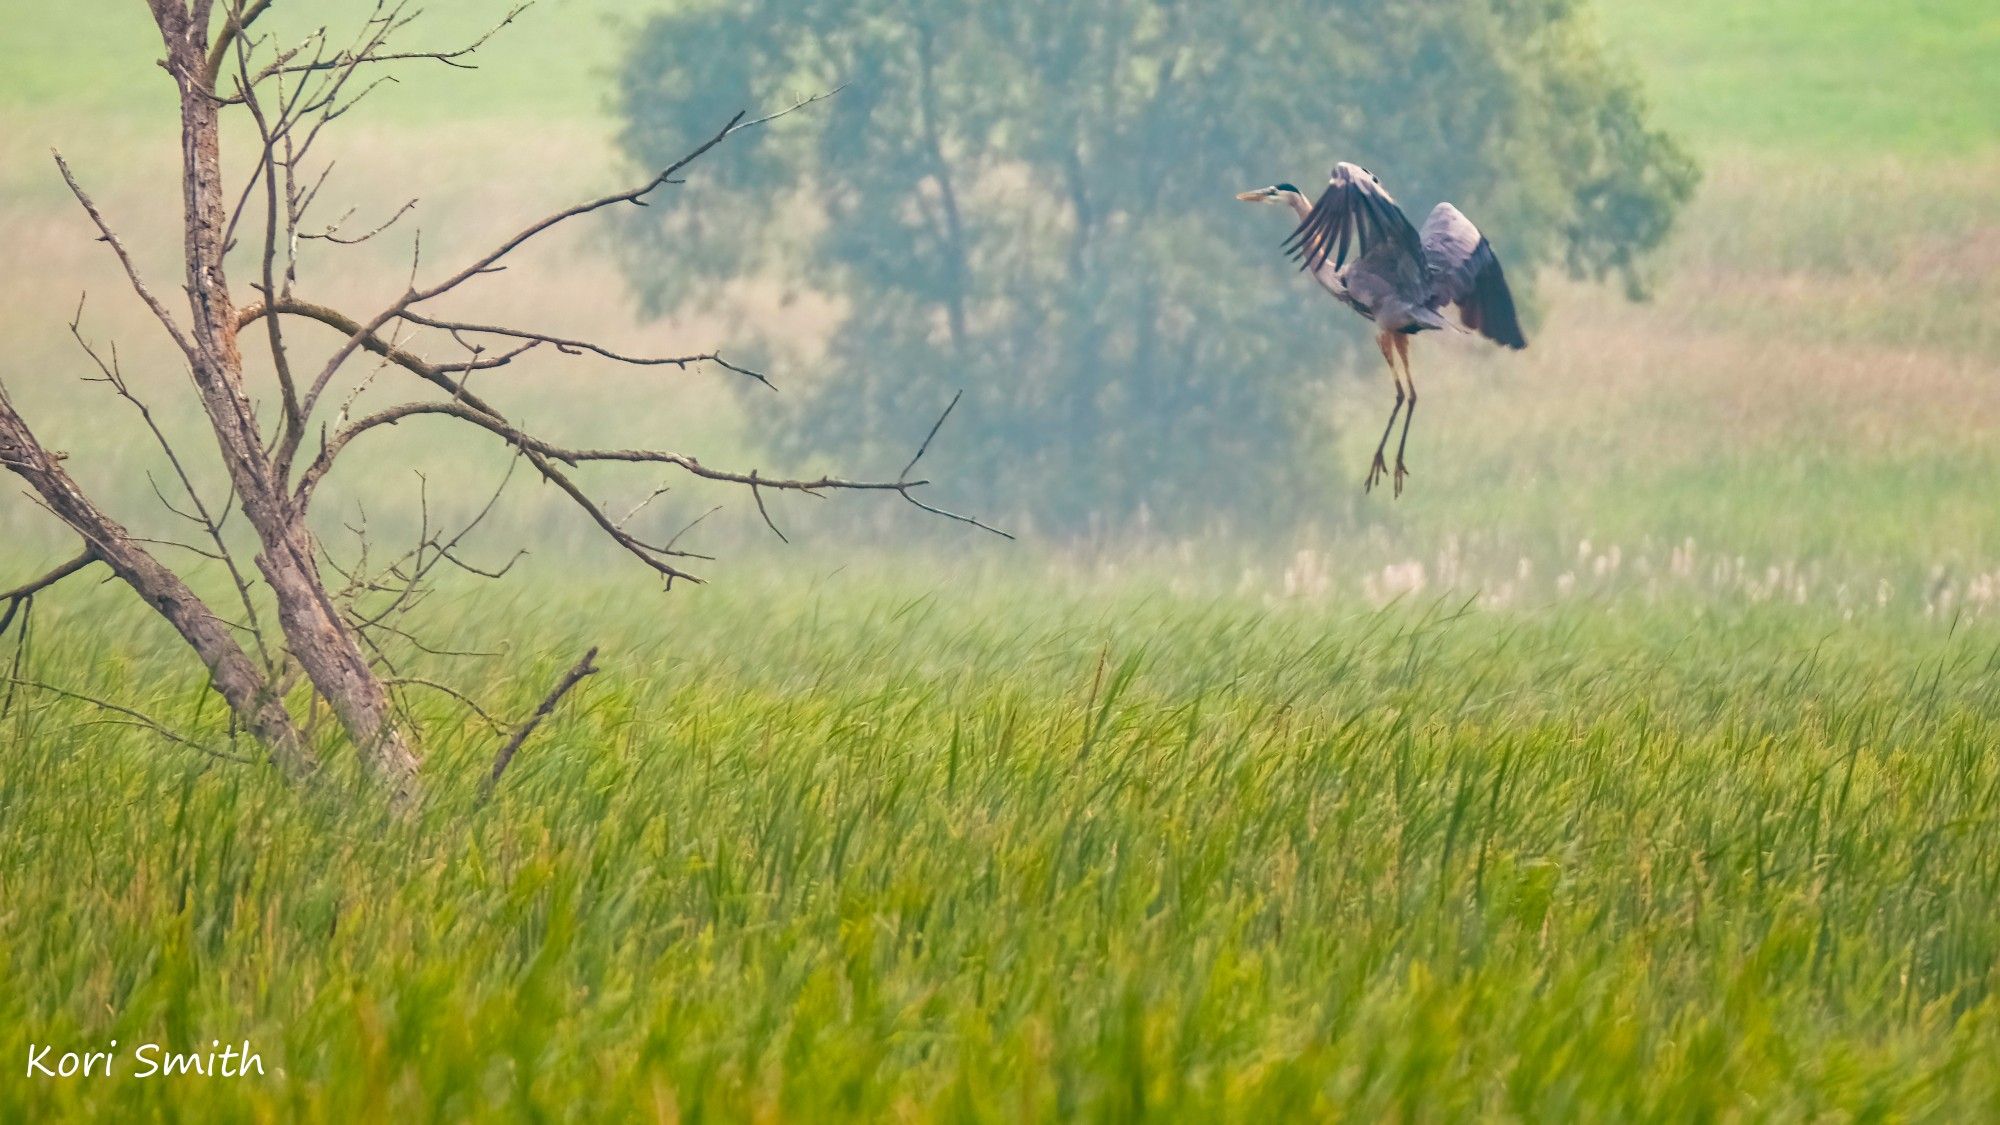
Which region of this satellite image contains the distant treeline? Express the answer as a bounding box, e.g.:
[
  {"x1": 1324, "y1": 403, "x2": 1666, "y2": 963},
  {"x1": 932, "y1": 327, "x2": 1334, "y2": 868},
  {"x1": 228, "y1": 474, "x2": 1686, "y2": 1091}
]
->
[{"x1": 616, "y1": 0, "x2": 1695, "y2": 534}]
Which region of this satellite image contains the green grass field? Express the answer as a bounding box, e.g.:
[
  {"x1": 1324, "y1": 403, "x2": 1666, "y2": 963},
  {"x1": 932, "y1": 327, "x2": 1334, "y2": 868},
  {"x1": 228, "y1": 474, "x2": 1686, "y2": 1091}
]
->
[
  {"x1": 1595, "y1": 0, "x2": 2000, "y2": 155},
  {"x1": 6, "y1": 575, "x2": 2000, "y2": 1118},
  {"x1": 3, "y1": 0, "x2": 1999, "y2": 1119}
]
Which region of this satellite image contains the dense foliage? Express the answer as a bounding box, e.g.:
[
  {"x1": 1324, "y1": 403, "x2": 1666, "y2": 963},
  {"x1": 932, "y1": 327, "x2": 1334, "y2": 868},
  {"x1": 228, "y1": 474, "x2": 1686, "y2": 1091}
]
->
[{"x1": 615, "y1": 0, "x2": 1695, "y2": 532}]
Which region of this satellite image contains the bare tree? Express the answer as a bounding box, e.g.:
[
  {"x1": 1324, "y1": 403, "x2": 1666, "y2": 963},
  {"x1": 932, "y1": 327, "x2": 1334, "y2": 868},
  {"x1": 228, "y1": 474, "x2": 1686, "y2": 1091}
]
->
[{"x1": 0, "y1": 1, "x2": 992, "y2": 790}]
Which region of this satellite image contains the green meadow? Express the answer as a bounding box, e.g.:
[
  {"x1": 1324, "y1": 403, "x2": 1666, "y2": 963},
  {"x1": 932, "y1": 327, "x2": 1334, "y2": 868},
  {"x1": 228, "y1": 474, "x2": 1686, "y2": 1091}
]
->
[
  {"x1": 2, "y1": 0, "x2": 1999, "y2": 1119},
  {"x1": 8, "y1": 576, "x2": 2000, "y2": 1119}
]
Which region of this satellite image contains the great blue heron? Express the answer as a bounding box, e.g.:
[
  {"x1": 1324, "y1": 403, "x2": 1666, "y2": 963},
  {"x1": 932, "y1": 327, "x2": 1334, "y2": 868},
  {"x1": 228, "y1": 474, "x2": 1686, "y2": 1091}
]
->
[{"x1": 1238, "y1": 163, "x2": 1526, "y2": 496}]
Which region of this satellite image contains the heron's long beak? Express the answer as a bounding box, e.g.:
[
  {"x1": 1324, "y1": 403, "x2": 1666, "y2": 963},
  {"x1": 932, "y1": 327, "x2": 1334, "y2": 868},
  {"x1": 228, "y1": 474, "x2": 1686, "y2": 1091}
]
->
[{"x1": 1235, "y1": 189, "x2": 1269, "y2": 202}]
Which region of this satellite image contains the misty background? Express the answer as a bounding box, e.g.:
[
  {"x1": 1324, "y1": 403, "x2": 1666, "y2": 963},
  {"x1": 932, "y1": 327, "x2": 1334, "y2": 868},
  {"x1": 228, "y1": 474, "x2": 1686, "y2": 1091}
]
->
[{"x1": 2, "y1": 0, "x2": 1996, "y2": 615}]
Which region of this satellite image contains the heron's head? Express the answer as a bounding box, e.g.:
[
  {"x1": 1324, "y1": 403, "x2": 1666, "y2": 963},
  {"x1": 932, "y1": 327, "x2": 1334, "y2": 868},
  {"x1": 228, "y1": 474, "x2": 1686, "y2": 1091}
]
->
[{"x1": 1235, "y1": 182, "x2": 1303, "y2": 205}]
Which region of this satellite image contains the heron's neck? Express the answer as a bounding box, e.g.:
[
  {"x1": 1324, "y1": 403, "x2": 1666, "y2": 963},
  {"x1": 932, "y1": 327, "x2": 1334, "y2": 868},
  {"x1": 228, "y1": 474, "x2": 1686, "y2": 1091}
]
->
[{"x1": 1283, "y1": 192, "x2": 1313, "y2": 222}]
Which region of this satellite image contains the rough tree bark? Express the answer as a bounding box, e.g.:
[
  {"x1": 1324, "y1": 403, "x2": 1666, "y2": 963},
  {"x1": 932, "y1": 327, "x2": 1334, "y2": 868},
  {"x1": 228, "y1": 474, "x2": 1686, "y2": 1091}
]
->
[
  {"x1": 151, "y1": 0, "x2": 419, "y2": 781},
  {"x1": 0, "y1": 1, "x2": 994, "y2": 792},
  {"x1": 0, "y1": 390, "x2": 315, "y2": 775}
]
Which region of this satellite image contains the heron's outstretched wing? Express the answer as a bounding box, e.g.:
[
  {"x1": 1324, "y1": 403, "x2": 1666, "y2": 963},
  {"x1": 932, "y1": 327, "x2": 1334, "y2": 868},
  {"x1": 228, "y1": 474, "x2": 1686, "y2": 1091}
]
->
[
  {"x1": 1284, "y1": 163, "x2": 1425, "y2": 278},
  {"x1": 1420, "y1": 202, "x2": 1526, "y2": 349}
]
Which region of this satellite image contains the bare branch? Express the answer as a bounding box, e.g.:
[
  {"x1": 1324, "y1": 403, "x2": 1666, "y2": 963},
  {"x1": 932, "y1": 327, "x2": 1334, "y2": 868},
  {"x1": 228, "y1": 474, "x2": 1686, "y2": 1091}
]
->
[
  {"x1": 394, "y1": 311, "x2": 775, "y2": 390},
  {"x1": 898, "y1": 491, "x2": 1014, "y2": 539},
  {"x1": 615, "y1": 483, "x2": 675, "y2": 529},
  {"x1": 481, "y1": 645, "x2": 600, "y2": 800},
  {"x1": 3, "y1": 677, "x2": 255, "y2": 764},
  {"x1": 306, "y1": 398, "x2": 914, "y2": 493},
  {"x1": 219, "y1": 33, "x2": 324, "y2": 255},
  {"x1": 0, "y1": 550, "x2": 101, "y2": 606},
  {"x1": 200, "y1": 0, "x2": 274, "y2": 91},
  {"x1": 901, "y1": 388, "x2": 964, "y2": 481},
  {"x1": 387, "y1": 676, "x2": 508, "y2": 732},
  {"x1": 313, "y1": 395, "x2": 1013, "y2": 548},
  {"x1": 661, "y1": 505, "x2": 723, "y2": 556},
  {"x1": 424, "y1": 89, "x2": 837, "y2": 300},
  {"x1": 258, "y1": 4, "x2": 530, "y2": 80},
  {"x1": 295, "y1": 92, "x2": 837, "y2": 431},
  {"x1": 241, "y1": 296, "x2": 533, "y2": 372},
  {"x1": 232, "y1": 31, "x2": 308, "y2": 448},
  {"x1": 1, "y1": 550, "x2": 101, "y2": 636},
  {"x1": 68, "y1": 300, "x2": 276, "y2": 672},
  {"x1": 341, "y1": 461, "x2": 518, "y2": 634},
  {"x1": 244, "y1": 289, "x2": 1006, "y2": 579},
  {"x1": 748, "y1": 472, "x2": 788, "y2": 543},
  {"x1": 52, "y1": 153, "x2": 196, "y2": 360},
  {"x1": 891, "y1": 390, "x2": 1013, "y2": 538},
  {"x1": 237, "y1": 299, "x2": 759, "y2": 583},
  {"x1": 306, "y1": 198, "x2": 419, "y2": 245},
  {"x1": 0, "y1": 382, "x2": 316, "y2": 774}
]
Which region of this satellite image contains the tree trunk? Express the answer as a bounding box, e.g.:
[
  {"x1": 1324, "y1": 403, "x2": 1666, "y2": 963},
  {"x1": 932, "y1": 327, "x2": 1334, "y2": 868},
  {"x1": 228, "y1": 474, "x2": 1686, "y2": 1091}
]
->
[
  {"x1": 0, "y1": 396, "x2": 316, "y2": 775},
  {"x1": 254, "y1": 522, "x2": 420, "y2": 780},
  {"x1": 152, "y1": 1, "x2": 418, "y2": 785}
]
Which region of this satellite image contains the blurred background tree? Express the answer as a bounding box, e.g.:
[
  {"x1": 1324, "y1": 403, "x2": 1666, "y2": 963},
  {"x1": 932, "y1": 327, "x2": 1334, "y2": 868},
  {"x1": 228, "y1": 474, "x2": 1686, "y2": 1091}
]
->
[{"x1": 615, "y1": 0, "x2": 1696, "y2": 535}]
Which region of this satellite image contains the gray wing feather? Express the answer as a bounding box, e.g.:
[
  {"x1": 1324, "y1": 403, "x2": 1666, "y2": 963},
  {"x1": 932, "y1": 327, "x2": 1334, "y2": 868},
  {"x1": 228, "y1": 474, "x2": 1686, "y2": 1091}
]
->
[
  {"x1": 1286, "y1": 164, "x2": 1426, "y2": 279},
  {"x1": 1419, "y1": 202, "x2": 1526, "y2": 349}
]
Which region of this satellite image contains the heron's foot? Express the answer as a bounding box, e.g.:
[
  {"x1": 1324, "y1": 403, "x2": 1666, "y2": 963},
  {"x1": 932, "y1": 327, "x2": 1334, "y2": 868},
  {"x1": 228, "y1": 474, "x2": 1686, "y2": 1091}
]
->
[
  {"x1": 1393, "y1": 459, "x2": 1410, "y2": 498},
  {"x1": 1365, "y1": 451, "x2": 1389, "y2": 493}
]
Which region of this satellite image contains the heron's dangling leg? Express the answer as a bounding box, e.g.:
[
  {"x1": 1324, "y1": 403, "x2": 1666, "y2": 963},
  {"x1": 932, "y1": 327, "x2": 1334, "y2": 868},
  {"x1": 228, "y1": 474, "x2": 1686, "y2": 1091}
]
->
[
  {"x1": 1390, "y1": 333, "x2": 1417, "y2": 498},
  {"x1": 1365, "y1": 331, "x2": 1405, "y2": 493}
]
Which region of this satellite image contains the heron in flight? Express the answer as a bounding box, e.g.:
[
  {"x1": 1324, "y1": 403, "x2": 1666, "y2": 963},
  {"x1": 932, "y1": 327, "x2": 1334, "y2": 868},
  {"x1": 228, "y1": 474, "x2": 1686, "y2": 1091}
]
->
[{"x1": 1238, "y1": 163, "x2": 1526, "y2": 496}]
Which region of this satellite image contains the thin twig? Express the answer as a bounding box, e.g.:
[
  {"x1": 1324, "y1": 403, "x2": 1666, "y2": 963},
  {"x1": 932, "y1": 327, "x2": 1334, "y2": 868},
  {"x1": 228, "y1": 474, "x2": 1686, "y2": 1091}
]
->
[
  {"x1": 294, "y1": 91, "x2": 836, "y2": 436},
  {"x1": 901, "y1": 388, "x2": 964, "y2": 481},
  {"x1": 393, "y1": 311, "x2": 774, "y2": 389},
  {"x1": 387, "y1": 675, "x2": 508, "y2": 732},
  {"x1": 1, "y1": 550, "x2": 100, "y2": 613},
  {"x1": 51, "y1": 153, "x2": 196, "y2": 359},
  {"x1": 201, "y1": 0, "x2": 275, "y2": 90},
  {"x1": 3, "y1": 677, "x2": 255, "y2": 763},
  {"x1": 481, "y1": 646, "x2": 600, "y2": 800}
]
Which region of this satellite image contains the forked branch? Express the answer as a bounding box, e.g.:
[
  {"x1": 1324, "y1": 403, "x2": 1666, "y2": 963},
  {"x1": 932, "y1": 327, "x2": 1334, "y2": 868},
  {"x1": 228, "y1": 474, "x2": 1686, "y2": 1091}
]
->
[{"x1": 289, "y1": 89, "x2": 840, "y2": 455}]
